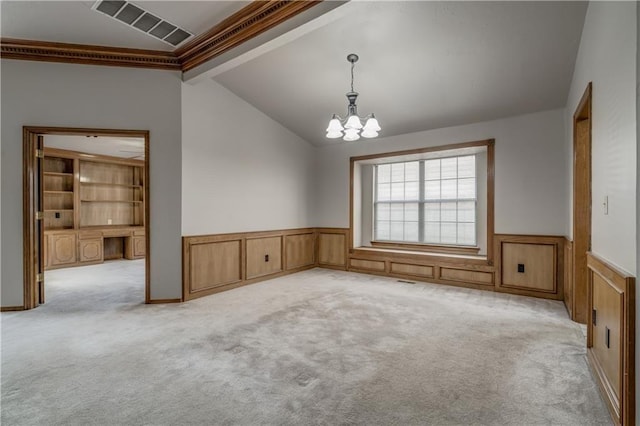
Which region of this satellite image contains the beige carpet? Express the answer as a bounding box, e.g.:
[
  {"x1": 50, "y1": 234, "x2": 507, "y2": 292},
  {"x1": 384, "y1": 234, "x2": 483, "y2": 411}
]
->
[{"x1": 2, "y1": 261, "x2": 611, "y2": 425}]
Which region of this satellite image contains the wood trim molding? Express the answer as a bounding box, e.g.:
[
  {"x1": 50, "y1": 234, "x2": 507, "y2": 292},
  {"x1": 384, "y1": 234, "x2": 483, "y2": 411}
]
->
[
  {"x1": 1, "y1": 306, "x2": 26, "y2": 312},
  {"x1": 23, "y1": 126, "x2": 151, "y2": 309},
  {"x1": 146, "y1": 299, "x2": 182, "y2": 304},
  {"x1": 572, "y1": 82, "x2": 593, "y2": 324},
  {"x1": 176, "y1": 0, "x2": 322, "y2": 72},
  {"x1": 586, "y1": 252, "x2": 635, "y2": 426},
  {"x1": 1, "y1": 38, "x2": 181, "y2": 70},
  {"x1": 1, "y1": 2, "x2": 324, "y2": 72}
]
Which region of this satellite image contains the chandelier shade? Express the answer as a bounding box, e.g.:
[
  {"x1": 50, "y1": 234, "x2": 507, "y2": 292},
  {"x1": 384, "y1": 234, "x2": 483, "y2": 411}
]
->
[{"x1": 326, "y1": 54, "x2": 380, "y2": 141}]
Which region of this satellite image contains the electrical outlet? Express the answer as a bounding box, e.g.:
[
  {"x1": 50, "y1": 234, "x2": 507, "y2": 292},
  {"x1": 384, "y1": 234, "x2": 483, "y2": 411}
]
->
[
  {"x1": 264, "y1": 254, "x2": 269, "y2": 262},
  {"x1": 517, "y1": 264, "x2": 525, "y2": 273},
  {"x1": 603, "y1": 196, "x2": 608, "y2": 215},
  {"x1": 55, "y1": 212, "x2": 60, "y2": 219},
  {"x1": 107, "y1": 218, "x2": 113, "y2": 225}
]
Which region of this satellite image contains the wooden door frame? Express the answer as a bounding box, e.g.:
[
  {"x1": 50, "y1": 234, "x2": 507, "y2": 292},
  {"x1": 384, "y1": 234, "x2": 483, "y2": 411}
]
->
[
  {"x1": 23, "y1": 126, "x2": 150, "y2": 309},
  {"x1": 571, "y1": 82, "x2": 592, "y2": 323}
]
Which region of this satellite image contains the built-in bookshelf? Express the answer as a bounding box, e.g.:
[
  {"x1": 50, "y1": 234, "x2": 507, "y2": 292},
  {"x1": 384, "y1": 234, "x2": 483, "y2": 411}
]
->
[
  {"x1": 43, "y1": 156, "x2": 75, "y2": 229},
  {"x1": 43, "y1": 149, "x2": 145, "y2": 230},
  {"x1": 43, "y1": 148, "x2": 146, "y2": 270},
  {"x1": 79, "y1": 160, "x2": 144, "y2": 227}
]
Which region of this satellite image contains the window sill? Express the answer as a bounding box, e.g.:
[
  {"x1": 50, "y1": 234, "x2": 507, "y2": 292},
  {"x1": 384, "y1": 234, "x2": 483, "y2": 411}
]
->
[{"x1": 370, "y1": 240, "x2": 481, "y2": 256}]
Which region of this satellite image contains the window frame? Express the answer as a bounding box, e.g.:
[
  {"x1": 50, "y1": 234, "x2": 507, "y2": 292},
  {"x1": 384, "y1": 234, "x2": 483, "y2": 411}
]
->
[{"x1": 350, "y1": 139, "x2": 495, "y2": 261}]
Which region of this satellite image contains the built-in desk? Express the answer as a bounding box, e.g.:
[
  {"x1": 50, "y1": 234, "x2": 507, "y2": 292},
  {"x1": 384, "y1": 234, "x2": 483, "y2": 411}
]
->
[{"x1": 45, "y1": 226, "x2": 145, "y2": 270}]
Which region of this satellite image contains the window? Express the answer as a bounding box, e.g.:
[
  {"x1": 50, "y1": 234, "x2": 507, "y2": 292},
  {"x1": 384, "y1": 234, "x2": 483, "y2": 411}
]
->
[{"x1": 374, "y1": 155, "x2": 477, "y2": 246}]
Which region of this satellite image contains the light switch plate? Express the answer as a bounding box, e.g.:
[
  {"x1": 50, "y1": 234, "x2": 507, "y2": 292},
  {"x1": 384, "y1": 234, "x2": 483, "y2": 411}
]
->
[{"x1": 603, "y1": 196, "x2": 608, "y2": 215}]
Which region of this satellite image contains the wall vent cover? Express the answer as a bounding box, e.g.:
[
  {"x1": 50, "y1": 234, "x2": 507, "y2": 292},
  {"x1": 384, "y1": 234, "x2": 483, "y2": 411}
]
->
[{"x1": 93, "y1": 1, "x2": 193, "y2": 47}]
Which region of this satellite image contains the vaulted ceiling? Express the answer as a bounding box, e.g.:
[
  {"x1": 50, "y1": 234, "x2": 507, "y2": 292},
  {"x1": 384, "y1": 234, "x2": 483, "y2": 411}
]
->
[{"x1": 1, "y1": 1, "x2": 588, "y2": 147}]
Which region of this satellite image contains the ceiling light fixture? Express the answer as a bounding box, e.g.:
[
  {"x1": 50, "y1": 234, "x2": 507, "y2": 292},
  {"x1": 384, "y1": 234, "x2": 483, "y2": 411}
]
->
[{"x1": 326, "y1": 54, "x2": 381, "y2": 141}]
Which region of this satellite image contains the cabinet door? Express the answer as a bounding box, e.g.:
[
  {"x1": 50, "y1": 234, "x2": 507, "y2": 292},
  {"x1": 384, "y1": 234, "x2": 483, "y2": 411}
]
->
[
  {"x1": 133, "y1": 236, "x2": 145, "y2": 257},
  {"x1": 246, "y1": 236, "x2": 282, "y2": 279},
  {"x1": 79, "y1": 238, "x2": 104, "y2": 263},
  {"x1": 49, "y1": 233, "x2": 77, "y2": 267}
]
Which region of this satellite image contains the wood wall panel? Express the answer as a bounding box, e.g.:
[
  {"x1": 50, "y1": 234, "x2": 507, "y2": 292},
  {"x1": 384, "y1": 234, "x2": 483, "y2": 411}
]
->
[
  {"x1": 501, "y1": 243, "x2": 555, "y2": 292},
  {"x1": 587, "y1": 252, "x2": 635, "y2": 426},
  {"x1": 285, "y1": 233, "x2": 315, "y2": 270},
  {"x1": 318, "y1": 230, "x2": 347, "y2": 268},
  {"x1": 439, "y1": 267, "x2": 493, "y2": 285},
  {"x1": 246, "y1": 236, "x2": 282, "y2": 279},
  {"x1": 190, "y1": 240, "x2": 242, "y2": 292},
  {"x1": 494, "y1": 235, "x2": 565, "y2": 300},
  {"x1": 350, "y1": 258, "x2": 385, "y2": 272},
  {"x1": 390, "y1": 263, "x2": 434, "y2": 278},
  {"x1": 182, "y1": 228, "x2": 317, "y2": 302}
]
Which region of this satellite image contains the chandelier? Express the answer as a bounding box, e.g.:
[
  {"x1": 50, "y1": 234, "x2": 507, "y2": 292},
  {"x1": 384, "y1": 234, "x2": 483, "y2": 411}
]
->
[{"x1": 326, "y1": 54, "x2": 381, "y2": 141}]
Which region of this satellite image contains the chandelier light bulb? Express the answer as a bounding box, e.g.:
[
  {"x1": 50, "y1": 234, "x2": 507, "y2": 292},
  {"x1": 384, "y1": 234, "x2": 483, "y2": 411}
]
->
[
  {"x1": 343, "y1": 128, "x2": 360, "y2": 141},
  {"x1": 345, "y1": 115, "x2": 363, "y2": 130},
  {"x1": 361, "y1": 128, "x2": 379, "y2": 138},
  {"x1": 325, "y1": 53, "x2": 380, "y2": 141},
  {"x1": 363, "y1": 116, "x2": 381, "y2": 132},
  {"x1": 326, "y1": 116, "x2": 344, "y2": 132}
]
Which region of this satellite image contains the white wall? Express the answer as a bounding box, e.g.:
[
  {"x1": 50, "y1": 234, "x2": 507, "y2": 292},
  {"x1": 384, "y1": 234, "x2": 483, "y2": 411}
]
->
[
  {"x1": 181, "y1": 79, "x2": 315, "y2": 235},
  {"x1": 565, "y1": 1, "x2": 637, "y2": 275},
  {"x1": 314, "y1": 108, "x2": 568, "y2": 237},
  {"x1": 1, "y1": 60, "x2": 183, "y2": 305}
]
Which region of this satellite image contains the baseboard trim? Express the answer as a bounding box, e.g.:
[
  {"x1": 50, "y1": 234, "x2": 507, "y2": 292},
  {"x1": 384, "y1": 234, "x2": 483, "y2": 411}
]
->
[
  {"x1": 1, "y1": 306, "x2": 25, "y2": 312},
  {"x1": 146, "y1": 299, "x2": 182, "y2": 304}
]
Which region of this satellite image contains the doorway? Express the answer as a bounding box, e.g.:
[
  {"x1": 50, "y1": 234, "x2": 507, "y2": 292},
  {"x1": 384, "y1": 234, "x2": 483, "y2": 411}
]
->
[
  {"x1": 23, "y1": 127, "x2": 150, "y2": 309},
  {"x1": 568, "y1": 83, "x2": 592, "y2": 323}
]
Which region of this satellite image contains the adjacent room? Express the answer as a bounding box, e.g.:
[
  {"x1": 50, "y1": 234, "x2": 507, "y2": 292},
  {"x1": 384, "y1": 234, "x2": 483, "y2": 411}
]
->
[{"x1": 1, "y1": 1, "x2": 638, "y2": 425}]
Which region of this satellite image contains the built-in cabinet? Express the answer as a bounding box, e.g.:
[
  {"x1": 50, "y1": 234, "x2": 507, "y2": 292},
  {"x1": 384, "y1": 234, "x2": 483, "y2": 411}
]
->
[{"x1": 43, "y1": 148, "x2": 145, "y2": 270}]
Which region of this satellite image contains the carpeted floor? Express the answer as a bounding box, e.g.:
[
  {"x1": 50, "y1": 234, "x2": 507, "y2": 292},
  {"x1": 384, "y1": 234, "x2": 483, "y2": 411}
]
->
[{"x1": 1, "y1": 261, "x2": 611, "y2": 425}]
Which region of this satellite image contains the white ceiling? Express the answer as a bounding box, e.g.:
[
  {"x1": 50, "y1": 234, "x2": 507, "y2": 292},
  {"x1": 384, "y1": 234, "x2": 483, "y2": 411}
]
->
[
  {"x1": 214, "y1": 1, "x2": 587, "y2": 146},
  {"x1": 45, "y1": 135, "x2": 145, "y2": 159},
  {"x1": 1, "y1": 1, "x2": 249, "y2": 51}
]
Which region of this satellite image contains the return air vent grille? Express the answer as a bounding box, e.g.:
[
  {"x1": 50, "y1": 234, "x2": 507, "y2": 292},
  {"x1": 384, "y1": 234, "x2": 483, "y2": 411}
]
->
[{"x1": 93, "y1": 1, "x2": 193, "y2": 47}]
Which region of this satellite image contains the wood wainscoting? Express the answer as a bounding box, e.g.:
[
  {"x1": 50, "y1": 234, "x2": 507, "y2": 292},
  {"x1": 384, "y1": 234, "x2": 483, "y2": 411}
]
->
[
  {"x1": 587, "y1": 252, "x2": 635, "y2": 426},
  {"x1": 182, "y1": 228, "x2": 317, "y2": 301},
  {"x1": 348, "y1": 247, "x2": 495, "y2": 291},
  {"x1": 184, "y1": 229, "x2": 570, "y2": 303}
]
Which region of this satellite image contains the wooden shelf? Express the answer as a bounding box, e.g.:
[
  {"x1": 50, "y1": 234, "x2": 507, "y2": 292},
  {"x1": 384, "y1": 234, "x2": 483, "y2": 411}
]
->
[
  {"x1": 44, "y1": 172, "x2": 73, "y2": 177},
  {"x1": 44, "y1": 209, "x2": 74, "y2": 212},
  {"x1": 81, "y1": 200, "x2": 143, "y2": 204},
  {"x1": 80, "y1": 182, "x2": 142, "y2": 188},
  {"x1": 44, "y1": 190, "x2": 73, "y2": 194}
]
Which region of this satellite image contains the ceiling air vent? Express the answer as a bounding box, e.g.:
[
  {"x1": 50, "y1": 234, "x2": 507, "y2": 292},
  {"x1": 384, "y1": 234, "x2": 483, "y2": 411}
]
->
[{"x1": 93, "y1": 1, "x2": 193, "y2": 47}]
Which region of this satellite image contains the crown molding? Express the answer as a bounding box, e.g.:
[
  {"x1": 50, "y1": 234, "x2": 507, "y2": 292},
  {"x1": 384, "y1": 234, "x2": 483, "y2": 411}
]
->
[
  {"x1": 176, "y1": 0, "x2": 322, "y2": 72},
  {"x1": 0, "y1": 38, "x2": 181, "y2": 70},
  {"x1": 1, "y1": 1, "x2": 325, "y2": 73}
]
